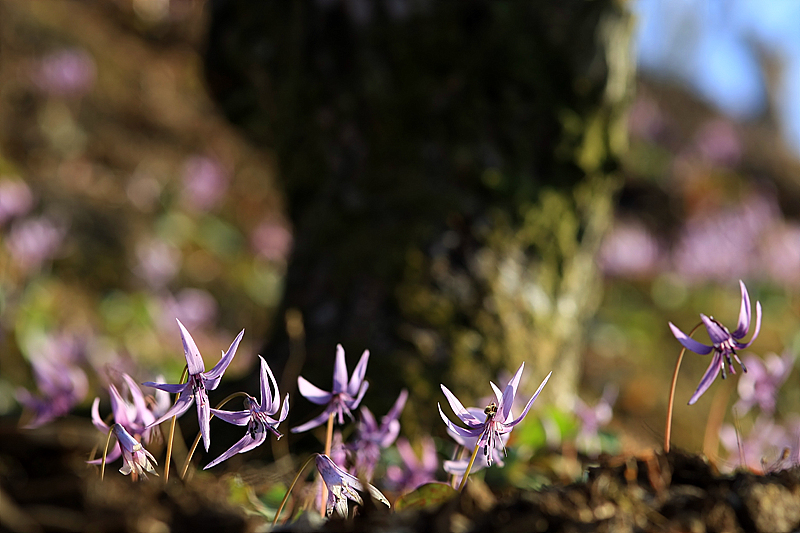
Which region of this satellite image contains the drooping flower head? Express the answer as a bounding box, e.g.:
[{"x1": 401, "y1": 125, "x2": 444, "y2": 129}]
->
[
  {"x1": 439, "y1": 363, "x2": 551, "y2": 466},
  {"x1": 144, "y1": 320, "x2": 244, "y2": 451},
  {"x1": 204, "y1": 356, "x2": 289, "y2": 469},
  {"x1": 349, "y1": 389, "x2": 408, "y2": 480},
  {"x1": 112, "y1": 423, "x2": 158, "y2": 480},
  {"x1": 574, "y1": 385, "x2": 618, "y2": 458},
  {"x1": 291, "y1": 344, "x2": 369, "y2": 433},
  {"x1": 89, "y1": 373, "x2": 165, "y2": 465},
  {"x1": 669, "y1": 280, "x2": 762, "y2": 405},
  {"x1": 315, "y1": 454, "x2": 389, "y2": 518}
]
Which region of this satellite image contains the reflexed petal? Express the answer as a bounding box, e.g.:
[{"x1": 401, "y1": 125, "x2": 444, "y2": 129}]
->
[
  {"x1": 701, "y1": 314, "x2": 730, "y2": 346},
  {"x1": 732, "y1": 280, "x2": 752, "y2": 339},
  {"x1": 736, "y1": 301, "x2": 762, "y2": 349},
  {"x1": 438, "y1": 402, "x2": 483, "y2": 439},
  {"x1": 383, "y1": 389, "x2": 408, "y2": 428},
  {"x1": 177, "y1": 319, "x2": 206, "y2": 375},
  {"x1": 147, "y1": 388, "x2": 193, "y2": 427},
  {"x1": 688, "y1": 353, "x2": 724, "y2": 405},
  {"x1": 669, "y1": 322, "x2": 713, "y2": 355},
  {"x1": 291, "y1": 407, "x2": 333, "y2": 433},
  {"x1": 297, "y1": 376, "x2": 332, "y2": 405},
  {"x1": 122, "y1": 373, "x2": 152, "y2": 426},
  {"x1": 440, "y1": 385, "x2": 483, "y2": 427},
  {"x1": 505, "y1": 371, "x2": 551, "y2": 427},
  {"x1": 500, "y1": 363, "x2": 524, "y2": 420},
  {"x1": 360, "y1": 406, "x2": 378, "y2": 433},
  {"x1": 257, "y1": 356, "x2": 280, "y2": 415},
  {"x1": 91, "y1": 397, "x2": 109, "y2": 433},
  {"x1": 204, "y1": 328, "x2": 245, "y2": 385},
  {"x1": 348, "y1": 349, "x2": 370, "y2": 397},
  {"x1": 87, "y1": 444, "x2": 121, "y2": 465},
  {"x1": 333, "y1": 344, "x2": 349, "y2": 394},
  {"x1": 489, "y1": 382, "x2": 503, "y2": 405},
  {"x1": 210, "y1": 408, "x2": 250, "y2": 426},
  {"x1": 277, "y1": 393, "x2": 290, "y2": 423},
  {"x1": 204, "y1": 430, "x2": 266, "y2": 469}
]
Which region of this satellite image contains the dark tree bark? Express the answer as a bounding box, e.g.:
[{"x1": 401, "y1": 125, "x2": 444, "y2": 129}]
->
[{"x1": 205, "y1": 0, "x2": 634, "y2": 428}]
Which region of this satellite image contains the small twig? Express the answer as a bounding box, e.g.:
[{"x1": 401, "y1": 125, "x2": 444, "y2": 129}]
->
[{"x1": 664, "y1": 322, "x2": 702, "y2": 453}]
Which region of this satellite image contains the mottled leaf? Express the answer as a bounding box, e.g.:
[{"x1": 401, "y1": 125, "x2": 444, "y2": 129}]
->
[{"x1": 394, "y1": 482, "x2": 457, "y2": 512}]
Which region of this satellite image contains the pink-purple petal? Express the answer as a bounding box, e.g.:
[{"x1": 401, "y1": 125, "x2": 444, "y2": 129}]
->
[
  {"x1": 177, "y1": 319, "x2": 206, "y2": 375},
  {"x1": 700, "y1": 314, "x2": 730, "y2": 346},
  {"x1": 347, "y1": 349, "x2": 370, "y2": 397},
  {"x1": 688, "y1": 353, "x2": 724, "y2": 405},
  {"x1": 332, "y1": 344, "x2": 349, "y2": 394},
  {"x1": 737, "y1": 301, "x2": 762, "y2": 348},
  {"x1": 437, "y1": 402, "x2": 483, "y2": 439},
  {"x1": 297, "y1": 376, "x2": 333, "y2": 405},
  {"x1": 210, "y1": 408, "x2": 250, "y2": 426},
  {"x1": 505, "y1": 371, "x2": 551, "y2": 427},
  {"x1": 204, "y1": 328, "x2": 244, "y2": 383},
  {"x1": 291, "y1": 407, "x2": 334, "y2": 433},
  {"x1": 147, "y1": 388, "x2": 193, "y2": 427},
  {"x1": 732, "y1": 280, "x2": 752, "y2": 339},
  {"x1": 204, "y1": 430, "x2": 266, "y2": 470},
  {"x1": 91, "y1": 397, "x2": 109, "y2": 433},
  {"x1": 440, "y1": 384, "x2": 483, "y2": 427},
  {"x1": 669, "y1": 322, "x2": 713, "y2": 355},
  {"x1": 196, "y1": 390, "x2": 212, "y2": 451}
]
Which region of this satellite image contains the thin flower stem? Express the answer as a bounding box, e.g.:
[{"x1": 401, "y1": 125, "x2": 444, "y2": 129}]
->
[
  {"x1": 320, "y1": 411, "x2": 335, "y2": 518},
  {"x1": 163, "y1": 365, "x2": 189, "y2": 483},
  {"x1": 449, "y1": 445, "x2": 464, "y2": 488},
  {"x1": 100, "y1": 426, "x2": 114, "y2": 481},
  {"x1": 181, "y1": 391, "x2": 251, "y2": 479},
  {"x1": 458, "y1": 443, "x2": 481, "y2": 492},
  {"x1": 665, "y1": 322, "x2": 702, "y2": 453},
  {"x1": 273, "y1": 454, "x2": 318, "y2": 527}
]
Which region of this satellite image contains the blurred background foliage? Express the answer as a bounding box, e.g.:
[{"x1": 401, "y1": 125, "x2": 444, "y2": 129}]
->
[{"x1": 1, "y1": 0, "x2": 800, "y2": 478}]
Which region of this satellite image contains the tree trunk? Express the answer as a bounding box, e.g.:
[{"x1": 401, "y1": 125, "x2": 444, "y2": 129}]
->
[{"x1": 205, "y1": 0, "x2": 634, "y2": 429}]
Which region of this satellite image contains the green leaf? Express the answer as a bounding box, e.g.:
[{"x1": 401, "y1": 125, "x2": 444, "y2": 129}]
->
[{"x1": 394, "y1": 482, "x2": 457, "y2": 512}]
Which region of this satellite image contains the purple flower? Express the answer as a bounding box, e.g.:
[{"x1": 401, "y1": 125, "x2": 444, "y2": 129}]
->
[
  {"x1": 291, "y1": 344, "x2": 369, "y2": 433},
  {"x1": 30, "y1": 48, "x2": 96, "y2": 97},
  {"x1": 574, "y1": 385, "x2": 618, "y2": 457},
  {"x1": 443, "y1": 412, "x2": 508, "y2": 476},
  {"x1": 315, "y1": 454, "x2": 389, "y2": 518},
  {"x1": 89, "y1": 374, "x2": 163, "y2": 465},
  {"x1": 718, "y1": 415, "x2": 794, "y2": 474},
  {"x1": 735, "y1": 352, "x2": 794, "y2": 415},
  {"x1": 144, "y1": 320, "x2": 244, "y2": 451},
  {"x1": 439, "y1": 363, "x2": 551, "y2": 466},
  {"x1": 16, "y1": 336, "x2": 88, "y2": 428},
  {"x1": 349, "y1": 389, "x2": 408, "y2": 480},
  {"x1": 669, "y1": 280, "x2": 762, "y2": 405},
  {"x1": 6, "y1": 216, "x2": 65, "y2": 272},
  {"x1": 386, "y1": 437, "x2": 438, "y2": 493},
  {"x1": 204, "y1": 356, "x2": 289, "y2": 469},
  {"x1": 112, "y1": 424, "x2": 158, "y2": 479},
  {"x1": 0, "y1": 179, "x2": 34, "y2": 225}
]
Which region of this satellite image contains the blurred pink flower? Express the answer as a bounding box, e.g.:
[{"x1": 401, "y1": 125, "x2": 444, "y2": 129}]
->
[
  {"x1": 0, "y1": 179, "x2": 34, "y2": 225},
  {"x1": 158, "y1": 288, "x2": 218, "y2": 332},
  {"x1": 598, "y1": 220, "x2": 662, "y2": 277},
  {"x1": 6, "y1": 216, "x2": 65, "y2": 272},
  {"x1": 30, "y1": 48, "x2": 96, "y2": 97},
  {"x1": 181, "y1": 155, "x2": 229, "y2": 211},
  {"x1": 133, "y1": 238, "x2": 181, "y2": 289},
  {"x1": 251, "y1": 220, "x2": 293, "y2": 262}
]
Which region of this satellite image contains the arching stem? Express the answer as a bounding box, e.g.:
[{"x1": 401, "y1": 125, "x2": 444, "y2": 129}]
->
[
  {"x1": 181, "y1": 391, "x2": 251, "y2": 479},
  {"x1": 100, "y1": 426, "x2": 114, "y2": 481},
  {"x1": 665, "y1": 322, "x2": 702, "y2": 453},
  {"x1": 458, "y1": 443, "x2": 481, "y2": 492},
  {"x1": 273, "y1": 454, "x2": 318, "y2": 527},
  {"x1": 163, "y1": 365, "x2": 188, "y2": 483}
]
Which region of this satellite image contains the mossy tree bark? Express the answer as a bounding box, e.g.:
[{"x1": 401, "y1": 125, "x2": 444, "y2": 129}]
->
[{"x1": 205, "y1": 0, "x2": 634, "y2": 429}]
